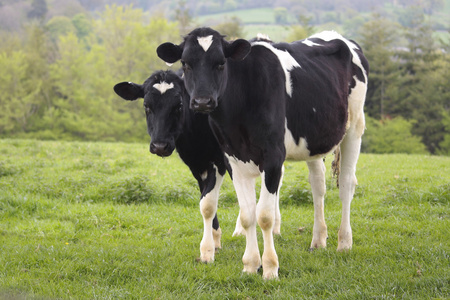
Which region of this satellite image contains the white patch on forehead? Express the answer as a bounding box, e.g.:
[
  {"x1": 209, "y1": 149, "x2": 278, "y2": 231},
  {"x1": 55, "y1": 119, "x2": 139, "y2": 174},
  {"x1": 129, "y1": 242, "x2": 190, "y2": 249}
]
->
[
  {"x1": 197, "y1": 35, "x2": 214, "y2": 52},
  {"x1": 153, "y1": 81, "x2": 174, "y2": 94},
  {"x1": 251, "y1": 41, "x2": 301, "y2": 97}
]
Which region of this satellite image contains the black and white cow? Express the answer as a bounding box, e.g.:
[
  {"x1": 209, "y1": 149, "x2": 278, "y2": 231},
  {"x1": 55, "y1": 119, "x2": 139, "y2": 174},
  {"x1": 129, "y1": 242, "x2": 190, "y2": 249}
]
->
[
  {"x1": 157, "y1": 28, "x2": 369, "y2": 279},
  {"x1": 114, "y1": 70, "x2": 229, "y2": 263}
]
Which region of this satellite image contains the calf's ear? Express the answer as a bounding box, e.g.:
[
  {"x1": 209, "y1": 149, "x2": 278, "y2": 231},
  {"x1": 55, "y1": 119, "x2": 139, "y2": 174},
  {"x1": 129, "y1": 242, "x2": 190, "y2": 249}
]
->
[
  {"x1": 157, "y1": 42, "x2": 183, "y2": 64},
  {"x1": 113, "y1": 82, "x2": 144, "y2": 101},
  {"x1": 225, "y1": 39, "x2": 251, "y2": 61}
]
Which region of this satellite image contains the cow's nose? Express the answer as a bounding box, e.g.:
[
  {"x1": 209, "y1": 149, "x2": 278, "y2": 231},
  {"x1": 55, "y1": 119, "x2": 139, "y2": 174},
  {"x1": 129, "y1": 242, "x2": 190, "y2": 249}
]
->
[
  {"x1": 191, "y1": 97, "x2": 216, "y2": 113},
  {"x1": 150, "y1": 142, "x2": 171, "y2": 157}
]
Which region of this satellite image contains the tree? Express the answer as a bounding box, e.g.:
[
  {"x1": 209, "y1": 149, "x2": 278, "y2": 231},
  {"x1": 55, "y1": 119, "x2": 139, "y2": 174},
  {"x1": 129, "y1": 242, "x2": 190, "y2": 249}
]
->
[
  {"x1": 438, "y1": 111, "x2": 450, "y2": 155},
  {"x1": 46, "y1": 16, "x2": 76, "y2": 42},
  {"x1": 214, "y1": 16, "x2": 244, "y2": 39},
  {"x1": 394, "y1": 14, "x2": 447, "y2": 153},
  {"x1": 359, "y1": 14, "x2": 401, "y2": 119},
  {"x1": 286, "y1": 14, "x2": 316, "y2": 42},
  {"x1": 362, "y1": 116, "x2": 427, "y2": 154},
  {"x1": 274, "y1": 7, "x2": 288, "y2": 24},
  {"x1": 174, "y1": 0, "x2": 193, "y2": 35},
  {"x1": 71, "y1": 13, "x2": 92, "y2": 40},
  {"x1": 27, "y1": 0, "x2": 47, "y2": 20}
]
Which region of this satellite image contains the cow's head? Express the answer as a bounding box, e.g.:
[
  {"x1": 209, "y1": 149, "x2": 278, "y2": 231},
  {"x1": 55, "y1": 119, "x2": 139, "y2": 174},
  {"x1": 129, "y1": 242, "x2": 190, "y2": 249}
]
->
[
  {"x1": 114, "y1": 71, "x2": 185, "y2": 157},
  {"x1": 157, "y1": 27, "x2": 251, "y2": 113}
]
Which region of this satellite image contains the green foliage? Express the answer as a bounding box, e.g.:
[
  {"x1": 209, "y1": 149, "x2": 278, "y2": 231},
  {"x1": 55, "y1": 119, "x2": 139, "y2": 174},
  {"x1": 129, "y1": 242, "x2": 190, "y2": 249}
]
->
[
  {"x1": 0, "y1": 5, "x2": 179, "y2": 142},
  {"x1": 274, "y1": 7, "x2": 288, "y2": 24},
  {"x1": 71, "y1": 13, "x2": 93, "y2": 39},
  {"x1": 27, "y1": 0, "x2": 47, "y2": 20},
  {"x1": 0, "y1": 139, "x2": 449, "y2": 298},
  {"x1": 214, "y1": 16, "x2": 244, "y2": 39},
  {"x1": 45, "y1": 16, "x2": 76, "y2": 42},
  {"x1": 362, "y1": 115, "x2": 428, "y2": 154},
  {"x1": 438, "y1": 111, "x2": 450, "y2": 155},
  {"x1": 0, "y1": 3, "x2": 448, "y2": 155}
]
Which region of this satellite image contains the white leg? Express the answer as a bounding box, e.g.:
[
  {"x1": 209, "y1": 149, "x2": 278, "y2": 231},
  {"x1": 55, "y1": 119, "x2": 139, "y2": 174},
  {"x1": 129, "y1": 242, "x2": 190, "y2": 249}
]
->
[
  {"x1": 257, "y1": 171, "x2": 281, "y2": 279},
  {"x1": 337, "y1": 127, "x2": 362, "y2": 251},
  {"x1": 213, "y1": 227, "x2": 222, "y2": 249},
  {"x1": 199, "y1": 170, "x2": 224, "y2": 263},
  {"x1": 231, "y1": 171, "x2": 260, "y2": 274},
  {"x1": 273, "y1": 165, "x2": 284, "y2": 235},
  {"x1": 307, "y1": 159, "x2": 328, "y2": 249},
  {"x1": 232, "y1": 211, "x2": 246, "y2": 236}
]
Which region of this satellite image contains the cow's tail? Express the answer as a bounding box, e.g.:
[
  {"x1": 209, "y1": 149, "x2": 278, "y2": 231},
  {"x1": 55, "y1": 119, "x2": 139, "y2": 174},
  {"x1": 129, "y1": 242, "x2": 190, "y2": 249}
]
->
[{"x1": 331, "y1": 145, "x2": 341, "y2": 188}]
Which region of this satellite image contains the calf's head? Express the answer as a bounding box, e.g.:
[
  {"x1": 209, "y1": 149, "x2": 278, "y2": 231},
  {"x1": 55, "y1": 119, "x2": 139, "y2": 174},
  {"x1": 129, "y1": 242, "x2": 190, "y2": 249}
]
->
[
  {"x1": 114, "y1": 71, "x2": 185, "y2": 157},
  {"x1": 157, "y1": 27, "x2": 251, "y2": 113}
]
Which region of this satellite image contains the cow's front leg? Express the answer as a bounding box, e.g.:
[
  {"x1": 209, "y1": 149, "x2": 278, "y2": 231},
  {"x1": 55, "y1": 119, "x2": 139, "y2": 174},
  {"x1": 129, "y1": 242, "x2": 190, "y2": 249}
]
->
[
  {"x1": 231, "y1": 171, "x2": 260, "y2": 274},
  {"x1": 257, "y1": 167, "x2": 283, "y2": 280},
  {"x1": 199, "y1": 167, "x2": 224, "y2": 263}
]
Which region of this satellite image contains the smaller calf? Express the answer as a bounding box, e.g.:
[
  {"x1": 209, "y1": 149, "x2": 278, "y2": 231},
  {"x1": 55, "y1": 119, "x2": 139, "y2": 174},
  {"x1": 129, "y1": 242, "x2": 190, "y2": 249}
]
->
[{"x1": 114, "y1": 70, "x2": 228, "y2": 262}]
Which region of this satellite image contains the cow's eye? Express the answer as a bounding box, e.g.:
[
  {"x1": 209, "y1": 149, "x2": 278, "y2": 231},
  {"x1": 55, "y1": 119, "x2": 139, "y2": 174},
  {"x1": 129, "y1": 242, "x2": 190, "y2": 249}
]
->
[
  {"x1": 217, "y1": 62, "x2": 226, "y2": 71},
  {"x1": 174, "y1": 103, "x2": 182, "y2": 113},
  {"x1": 181, "y1": 61, "x2": 191, "y2": 71},
  {"x1": 144, "y1": 105, "x2": 151, "y2": 114}
]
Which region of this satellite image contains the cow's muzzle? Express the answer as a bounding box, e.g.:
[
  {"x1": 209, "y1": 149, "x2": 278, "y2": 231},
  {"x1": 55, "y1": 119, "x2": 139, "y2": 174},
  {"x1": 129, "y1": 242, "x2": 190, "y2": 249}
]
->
[
  {"x1": 150, "y1": 142, "x2": 173, "y2": 157},
  {"x1": 190, "y1": 97, "x2": 216, "y2": 113}
]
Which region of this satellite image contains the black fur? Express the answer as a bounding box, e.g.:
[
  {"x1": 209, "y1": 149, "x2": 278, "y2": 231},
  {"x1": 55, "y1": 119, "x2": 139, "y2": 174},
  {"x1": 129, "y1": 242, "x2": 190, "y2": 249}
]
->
[{"x1": 114, "y1": 70, "x2": 229, "y2": 231}]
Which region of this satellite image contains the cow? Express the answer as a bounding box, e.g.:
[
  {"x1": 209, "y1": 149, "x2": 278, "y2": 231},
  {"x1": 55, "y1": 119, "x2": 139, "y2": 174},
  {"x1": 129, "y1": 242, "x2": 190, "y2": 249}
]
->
[
  {"x1": 157, "y1": 28, "x2": 369, "y2": 279},
  {"x1": 113, "y1": 70, "x2": 228, "y2": 263}
]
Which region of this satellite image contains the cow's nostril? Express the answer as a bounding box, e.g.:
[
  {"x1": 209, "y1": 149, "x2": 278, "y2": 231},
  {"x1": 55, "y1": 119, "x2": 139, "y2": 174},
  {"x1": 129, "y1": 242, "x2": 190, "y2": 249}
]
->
[
  {"x1": 192, "y1": 98, "x2": 216, "y2": 112},
  {"x1": 150, "y1": 142, "x2": 170, "y2": 156}
]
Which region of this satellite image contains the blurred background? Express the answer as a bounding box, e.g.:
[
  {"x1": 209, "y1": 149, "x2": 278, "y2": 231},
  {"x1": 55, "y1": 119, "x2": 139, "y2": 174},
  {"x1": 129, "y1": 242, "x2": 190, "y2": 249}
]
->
[{"x1": 0, "y1": 0, "x2": 448, "y2": 155}]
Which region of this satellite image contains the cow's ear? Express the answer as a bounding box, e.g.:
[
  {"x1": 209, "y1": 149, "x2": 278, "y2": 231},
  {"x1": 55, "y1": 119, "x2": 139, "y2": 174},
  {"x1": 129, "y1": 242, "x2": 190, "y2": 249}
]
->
[
  {"x1": 157, "y1": 42, "x2": 183, "y2": 64},
  {"x1": 225, "y1": 39, "x2": 251, "y2": 61},
  {"x1": 114, "y1": 82, "x2": 144, "y2": 101}
]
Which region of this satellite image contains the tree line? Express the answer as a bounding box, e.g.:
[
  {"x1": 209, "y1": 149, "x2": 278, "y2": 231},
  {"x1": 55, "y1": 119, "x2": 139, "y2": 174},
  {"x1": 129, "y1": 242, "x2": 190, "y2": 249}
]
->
[{"x1": 0, "y1": 3, "x2": 448, "y2": 155}]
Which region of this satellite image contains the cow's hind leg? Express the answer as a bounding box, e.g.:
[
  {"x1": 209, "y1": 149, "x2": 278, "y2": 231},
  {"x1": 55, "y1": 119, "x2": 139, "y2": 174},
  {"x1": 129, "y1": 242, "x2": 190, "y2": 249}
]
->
[
  {"x1": 199, "y1": 167, "x2": 224, "y2": 262},
  {"x1": 337, "y1": 117, "x2": 365, "y2": 251},
  {"x1": 307, "y1": 159, "x2": 328, "y2": 249},
  {"x1": 212, "y1": 214, "x2": 222, "y2": 249}
]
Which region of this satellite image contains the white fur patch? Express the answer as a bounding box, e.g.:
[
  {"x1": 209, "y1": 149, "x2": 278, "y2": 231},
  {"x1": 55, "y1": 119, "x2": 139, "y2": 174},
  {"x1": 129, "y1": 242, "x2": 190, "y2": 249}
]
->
[
  {"x1": 302, "y1": 39, "x2": 322, "y2": 47},
  {"x1": 309, "y1": 31, "x2": 368, "y2": 83},
  {"x1": 225, "y1": 154, "x2": 260, "y2": 178},
  {"x1": 256, "y1": 33, "x2": 272, "y2": 41},
  {"x1": 284, "y1": 119, "x2": 336, "y2": 161},
  {"x1": 251, "y1": 41, "x2": 301, "y2": 97},
  {"x1": 197, "y1": 35, "x2": 214, "y2": 52},
  {"x1": 153, "y1": 81, "x2": 174, "y2": 94}
]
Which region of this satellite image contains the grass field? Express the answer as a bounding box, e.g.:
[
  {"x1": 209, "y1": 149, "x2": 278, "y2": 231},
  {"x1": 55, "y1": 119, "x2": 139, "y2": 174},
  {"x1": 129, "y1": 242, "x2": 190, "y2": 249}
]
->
[{"x1": 0, "y1": 139, "x2": 449, "y2": 299}]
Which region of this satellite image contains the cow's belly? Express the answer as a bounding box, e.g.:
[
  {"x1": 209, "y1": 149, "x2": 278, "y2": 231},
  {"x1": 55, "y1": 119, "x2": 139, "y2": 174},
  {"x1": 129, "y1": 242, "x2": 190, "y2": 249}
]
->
[{"x1": 284, "y1": 125, "x2": 338, "y2": 161}]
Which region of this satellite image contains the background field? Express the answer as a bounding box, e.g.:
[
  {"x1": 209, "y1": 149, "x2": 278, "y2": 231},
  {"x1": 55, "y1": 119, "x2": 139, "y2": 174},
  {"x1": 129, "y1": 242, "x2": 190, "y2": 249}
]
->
[{"x1": 0, "y1": 139, "x2": 449, "y2": 299}]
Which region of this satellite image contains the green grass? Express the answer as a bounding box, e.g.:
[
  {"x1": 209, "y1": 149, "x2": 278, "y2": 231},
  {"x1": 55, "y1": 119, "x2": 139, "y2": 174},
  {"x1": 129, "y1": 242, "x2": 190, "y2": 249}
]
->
[{"x1": 0, "y1": 139, "x2": 449, "y2": 299}]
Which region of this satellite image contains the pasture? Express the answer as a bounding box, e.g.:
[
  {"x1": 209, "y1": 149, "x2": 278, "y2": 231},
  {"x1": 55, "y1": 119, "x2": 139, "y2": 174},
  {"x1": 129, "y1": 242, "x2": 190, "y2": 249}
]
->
[{"x1": 0, "y1": 139, "x2": 449, "y2": 299}]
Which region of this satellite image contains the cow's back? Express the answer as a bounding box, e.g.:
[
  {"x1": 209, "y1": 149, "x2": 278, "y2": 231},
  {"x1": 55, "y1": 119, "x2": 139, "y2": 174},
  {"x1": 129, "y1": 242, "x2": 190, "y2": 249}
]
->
[{"x1": 252, "y1": 34, "x2": 365, "y2": 160}]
